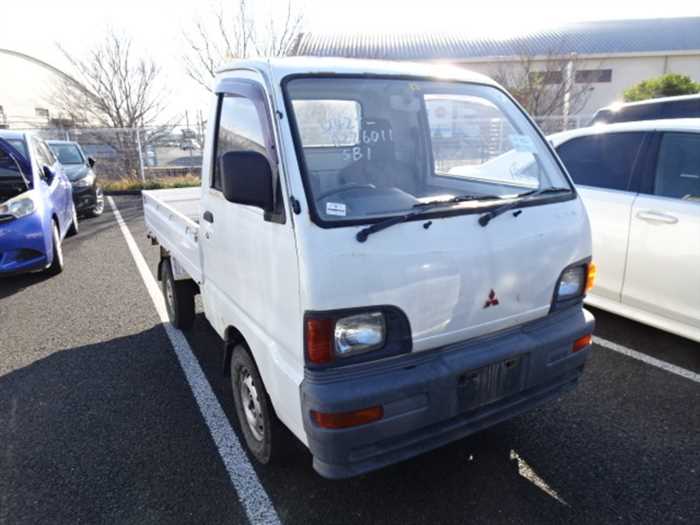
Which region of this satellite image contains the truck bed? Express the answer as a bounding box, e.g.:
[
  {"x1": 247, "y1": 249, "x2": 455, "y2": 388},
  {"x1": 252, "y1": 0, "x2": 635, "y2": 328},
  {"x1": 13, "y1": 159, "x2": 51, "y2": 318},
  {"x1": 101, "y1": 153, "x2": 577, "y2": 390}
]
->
[{"x1": 143, "y1": 187, "x2": 202, "y2": 283}]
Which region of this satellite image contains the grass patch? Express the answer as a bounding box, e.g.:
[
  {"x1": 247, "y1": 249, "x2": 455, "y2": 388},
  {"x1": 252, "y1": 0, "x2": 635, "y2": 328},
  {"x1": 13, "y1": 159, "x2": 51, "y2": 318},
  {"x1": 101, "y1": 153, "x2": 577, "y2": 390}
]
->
[{"x1": 103, "y1": 175, "x2": 200, "y2": 192}]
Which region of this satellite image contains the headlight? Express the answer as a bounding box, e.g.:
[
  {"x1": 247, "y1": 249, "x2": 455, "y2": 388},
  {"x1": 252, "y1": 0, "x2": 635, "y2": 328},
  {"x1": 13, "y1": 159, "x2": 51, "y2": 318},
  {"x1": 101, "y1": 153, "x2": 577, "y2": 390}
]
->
[
  {"x1": 553, "y1": 261, "x2": 595, "y2": 309},
  {"x1": 557, "y1": 266, "x2": 586, "y2": 299},
  {"x1": 73, "y1": 173, "x2": 95, "y2": 188},
  {"x1": 334, "y1": 312, "x2": 386, "y2": 357},
  {"x1": 305, "y1": 308, "x2": 409, "y2": 365},
  {"x1": 0, "y1": 195, "x2": 36, "y2": 219}
]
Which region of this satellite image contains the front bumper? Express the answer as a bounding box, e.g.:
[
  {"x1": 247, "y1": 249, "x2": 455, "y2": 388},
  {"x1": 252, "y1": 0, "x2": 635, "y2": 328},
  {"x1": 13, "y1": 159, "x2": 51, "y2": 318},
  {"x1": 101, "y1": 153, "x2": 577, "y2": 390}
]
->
[
  {"x1": 0, "y1": 214, "x2": 50, "y2": 274},
  {"x1": 301, "y1": 305, "x2": 594, "y2": 479},
  {"x1": 72, "y1": 184, "x2": 99, "y2": 212}
]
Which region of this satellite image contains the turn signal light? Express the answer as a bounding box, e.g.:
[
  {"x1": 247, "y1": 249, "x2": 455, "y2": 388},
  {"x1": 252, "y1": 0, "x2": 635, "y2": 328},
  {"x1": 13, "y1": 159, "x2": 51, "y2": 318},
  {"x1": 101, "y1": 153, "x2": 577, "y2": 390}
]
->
[
  {"x1": 586, "y1": 262, "x2": 597, "y2": 292},
  {"x1": 306, "y1": 318, "x2": 334, "y2": 364},
  {"x1": 572, "y1": 334, "x2": 592, "y2": 353},
  {"x1": 311, "y1": 406, "x2": 384, "y2": 429}
]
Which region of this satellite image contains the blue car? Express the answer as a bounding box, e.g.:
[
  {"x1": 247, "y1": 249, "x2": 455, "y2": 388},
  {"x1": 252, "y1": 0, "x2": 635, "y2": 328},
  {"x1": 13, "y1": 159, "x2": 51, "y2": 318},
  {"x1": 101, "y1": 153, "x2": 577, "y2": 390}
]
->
[{"x1": 0, "y1": 131, "x2": 78, "y2": 276}]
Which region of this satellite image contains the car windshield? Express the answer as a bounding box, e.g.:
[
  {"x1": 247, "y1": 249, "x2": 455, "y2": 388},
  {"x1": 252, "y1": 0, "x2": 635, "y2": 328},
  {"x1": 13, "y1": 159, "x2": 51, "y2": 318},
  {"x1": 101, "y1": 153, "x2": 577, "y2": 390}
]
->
[
  {"x1": 285, "y1": 77, "x2": 572, "y2": 223},
  {"x1": 4, "y1": 139, "x2": 28, "y2": 161},
  {"x1": 50, "y1": 143, "x2": 84, "y2": 165},
  {"x1": 0, "y1": 149, "x2": 22, "y2": 179}
]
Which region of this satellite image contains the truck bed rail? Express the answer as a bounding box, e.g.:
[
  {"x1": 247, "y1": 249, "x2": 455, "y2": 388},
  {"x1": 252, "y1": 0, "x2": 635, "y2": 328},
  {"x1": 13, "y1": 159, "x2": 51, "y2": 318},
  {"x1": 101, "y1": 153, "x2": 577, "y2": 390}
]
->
[{"x1": 143, "y1": 188, "x2": 202, "y2": 283}]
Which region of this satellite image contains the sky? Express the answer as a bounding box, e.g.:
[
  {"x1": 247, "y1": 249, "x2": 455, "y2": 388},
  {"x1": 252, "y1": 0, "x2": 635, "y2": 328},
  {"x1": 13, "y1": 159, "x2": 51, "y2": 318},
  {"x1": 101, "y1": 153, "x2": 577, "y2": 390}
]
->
[{"x1": 1, "y1": 0, "x2": 699, "y2": 121}]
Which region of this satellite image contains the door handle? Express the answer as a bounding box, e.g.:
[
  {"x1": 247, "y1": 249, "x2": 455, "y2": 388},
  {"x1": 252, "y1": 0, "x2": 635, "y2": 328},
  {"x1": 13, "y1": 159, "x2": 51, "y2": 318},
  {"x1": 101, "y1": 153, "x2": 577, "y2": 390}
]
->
[
  {"x1": 202, "y1": 211, "x2": 214, "y2": 223},
  {"x1": 636, "y1": 210, "x2": 678, "y2": 224}
]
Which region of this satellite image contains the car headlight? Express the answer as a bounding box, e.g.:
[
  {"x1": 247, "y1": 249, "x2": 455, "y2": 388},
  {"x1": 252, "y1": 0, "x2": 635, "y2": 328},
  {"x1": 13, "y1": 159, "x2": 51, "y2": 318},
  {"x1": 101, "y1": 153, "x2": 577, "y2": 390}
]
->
[
  {"x1": 558, "y1": 266, "x2": 586, "y2": 298},
  {"x1": 73, "y1": 173, "x2": 95, "y2": 188},
  {"x1": 335, "y1": 312, "x2": 386, "y2": 357},
  {"x1": 553, "y1": 262, "x2": 596, "y2": 308},
  {"x1": 305, "y1": 308, "x2": 410, "y2": 366},
  {"x1": 0, "y1": 195, "x2": 36, "y2": 219}
]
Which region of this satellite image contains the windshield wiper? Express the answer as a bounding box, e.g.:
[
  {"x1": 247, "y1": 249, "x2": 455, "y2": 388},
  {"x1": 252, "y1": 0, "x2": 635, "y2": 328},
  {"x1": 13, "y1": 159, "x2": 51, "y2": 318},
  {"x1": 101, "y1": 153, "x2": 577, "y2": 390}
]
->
[
  {"x1": 478, "y1": 187, "x2": 571, "y2": 227},
  {"x1": 356, "y1": 194, "x2": 503, "y2": 243}
]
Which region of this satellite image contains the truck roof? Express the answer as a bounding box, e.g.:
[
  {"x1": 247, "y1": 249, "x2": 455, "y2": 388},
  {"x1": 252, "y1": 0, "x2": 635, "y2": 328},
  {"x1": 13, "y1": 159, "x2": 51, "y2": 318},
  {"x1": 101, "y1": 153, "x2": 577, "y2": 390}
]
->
[{"x1": 217, "y1": 57, "x2": 497, "y2": 87}]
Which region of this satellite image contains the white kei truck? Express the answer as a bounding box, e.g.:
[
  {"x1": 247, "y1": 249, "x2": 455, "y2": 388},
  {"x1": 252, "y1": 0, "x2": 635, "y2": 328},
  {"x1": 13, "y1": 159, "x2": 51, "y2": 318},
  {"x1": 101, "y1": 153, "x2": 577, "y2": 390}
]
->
[{"x1": 143, "y1": 58, "x2": 596, "y2": 479}]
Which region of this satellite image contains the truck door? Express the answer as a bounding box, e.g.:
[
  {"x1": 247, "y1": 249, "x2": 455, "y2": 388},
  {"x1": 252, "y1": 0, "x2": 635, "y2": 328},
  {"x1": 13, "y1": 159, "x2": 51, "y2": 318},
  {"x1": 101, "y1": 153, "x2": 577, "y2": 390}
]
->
[{"x1": 198, "y1": 73, "x2": 304, "y2": 435}]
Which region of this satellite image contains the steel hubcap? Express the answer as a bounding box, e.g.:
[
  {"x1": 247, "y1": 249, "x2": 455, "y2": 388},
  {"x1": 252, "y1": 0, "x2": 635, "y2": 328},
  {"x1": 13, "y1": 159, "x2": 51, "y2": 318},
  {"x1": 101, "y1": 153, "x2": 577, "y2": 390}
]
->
[{"x1": 239, "y1": 368, "x2": 265, "y2": 441}]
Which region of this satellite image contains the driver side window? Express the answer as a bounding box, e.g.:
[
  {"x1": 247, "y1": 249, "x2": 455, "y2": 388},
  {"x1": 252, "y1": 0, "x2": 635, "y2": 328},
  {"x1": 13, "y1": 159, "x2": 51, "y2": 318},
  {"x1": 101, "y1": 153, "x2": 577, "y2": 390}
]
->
[{"x1": 212, "y1": 94, "x2": 268, "y2": 192}]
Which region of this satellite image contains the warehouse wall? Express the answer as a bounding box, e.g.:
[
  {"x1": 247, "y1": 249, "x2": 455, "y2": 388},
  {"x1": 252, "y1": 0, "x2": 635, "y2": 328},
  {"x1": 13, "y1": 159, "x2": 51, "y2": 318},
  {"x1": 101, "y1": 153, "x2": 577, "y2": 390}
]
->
[{"x1": 457, "y1": 52, "x2": 700, "y2": 117}]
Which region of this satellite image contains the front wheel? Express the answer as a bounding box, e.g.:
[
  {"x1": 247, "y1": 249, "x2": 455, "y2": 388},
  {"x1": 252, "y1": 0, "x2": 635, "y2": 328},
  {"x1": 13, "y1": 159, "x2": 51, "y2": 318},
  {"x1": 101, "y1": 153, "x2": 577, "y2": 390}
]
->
[
  {"x1": 230, "y1": 346, "x2": 288, "y2": 465},
  {"x1": 88, "y1": 187, "x2": 104, "y2": 217},
  {"x1": 161, "y1": 258, "x2": 195, "y2": 330}
]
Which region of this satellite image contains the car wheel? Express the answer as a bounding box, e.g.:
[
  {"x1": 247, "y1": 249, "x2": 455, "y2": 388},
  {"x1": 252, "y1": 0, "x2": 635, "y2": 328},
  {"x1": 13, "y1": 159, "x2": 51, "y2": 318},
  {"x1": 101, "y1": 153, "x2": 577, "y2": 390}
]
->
[
  {"x1": 47, "y1": 222, "x2": 64, "y2": 275},
  {"x1": 230, "y1": 345, "x2": 288, "y2": 465},
  {"x1": 88, "y1": 187, "x2": 104, "y2": 217},
  {"x1": 66, "y1": 204, "x2": 79, "y2": 237},
  {"x1": 161, "y1": 258, "x2": 195, "y2": 330}
]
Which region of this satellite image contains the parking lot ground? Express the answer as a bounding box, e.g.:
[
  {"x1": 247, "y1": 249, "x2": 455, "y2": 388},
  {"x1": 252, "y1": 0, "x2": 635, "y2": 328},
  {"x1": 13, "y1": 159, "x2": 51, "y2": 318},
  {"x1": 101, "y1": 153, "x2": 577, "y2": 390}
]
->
[{"x1": 1, "y1": 194, "x2": 698, "y2": 525}]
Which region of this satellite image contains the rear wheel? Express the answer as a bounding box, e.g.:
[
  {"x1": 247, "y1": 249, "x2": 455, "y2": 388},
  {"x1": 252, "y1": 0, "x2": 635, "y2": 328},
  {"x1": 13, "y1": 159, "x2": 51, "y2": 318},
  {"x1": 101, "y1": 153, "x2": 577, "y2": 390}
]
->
[
  {"x1": 161, "y1": 258, "x2": 195, "y2": 330},
  {"x1": 47, "y1": 222, "x2": 64, "y2": 275},
  {"x1": 230, "y1": 345, "x2": 288, "y2": 465}
]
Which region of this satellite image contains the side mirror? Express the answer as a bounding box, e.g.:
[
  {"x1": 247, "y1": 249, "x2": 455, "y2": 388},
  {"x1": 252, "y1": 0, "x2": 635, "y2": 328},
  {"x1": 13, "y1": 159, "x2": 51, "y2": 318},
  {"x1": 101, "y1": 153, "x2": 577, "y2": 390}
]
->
[
  {"x1": 42, "y1": 165, "x2": 55, "y2": 184},
  {"x1": 87, "y1": 157, "x2": 96, "y2": 168},
  {"x1": 221, "y1": 150, "x2": 273, "y2": 212}
]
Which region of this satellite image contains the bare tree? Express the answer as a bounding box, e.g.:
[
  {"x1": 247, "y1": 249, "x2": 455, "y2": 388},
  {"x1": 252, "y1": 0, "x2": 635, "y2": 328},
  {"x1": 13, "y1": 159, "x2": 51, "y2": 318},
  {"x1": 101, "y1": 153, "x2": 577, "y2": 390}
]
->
[
  {"x1": 51, "y1": 31, "x2": 172, "y2": 178},
  {"x1": 492, "y1": 41, "x2": 600, "y2": 132},
  {"x1": 183, "y1": 0, "x2": 304, "y2": 91}
]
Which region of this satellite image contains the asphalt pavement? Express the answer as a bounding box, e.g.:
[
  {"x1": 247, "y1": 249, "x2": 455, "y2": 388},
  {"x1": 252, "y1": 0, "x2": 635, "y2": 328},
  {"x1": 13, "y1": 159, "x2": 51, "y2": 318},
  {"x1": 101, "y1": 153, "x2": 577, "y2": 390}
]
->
[{"x1": 0, "y1": 195, "x2": 698, "y2": 524}]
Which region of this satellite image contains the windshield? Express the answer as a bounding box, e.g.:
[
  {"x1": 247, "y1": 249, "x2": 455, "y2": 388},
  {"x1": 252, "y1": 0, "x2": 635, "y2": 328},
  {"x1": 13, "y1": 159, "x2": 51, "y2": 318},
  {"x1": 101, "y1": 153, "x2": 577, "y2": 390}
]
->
[
  {"x1": 4, "y1": 139, "x2": 28, "y2": 161},
  {"x1": 50, "y1": 143, "x2": 84, "y2": 165},
  {"x1": 0, "y1": 149, "x2": 23, "y2": 179},
  {"x1": 285, "y1": 77, "x2": 572, "y2": 223}
]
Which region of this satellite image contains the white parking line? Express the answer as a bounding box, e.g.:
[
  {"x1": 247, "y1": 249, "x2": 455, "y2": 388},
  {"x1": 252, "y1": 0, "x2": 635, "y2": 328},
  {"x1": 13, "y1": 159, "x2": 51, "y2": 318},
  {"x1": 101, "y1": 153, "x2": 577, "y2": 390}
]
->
[
  {"x1": 108, "y1": 197, "x2": 281, "y2": 525},
  {"x1": 594, "y1": 336, "x2": 700, "y2": 384}
]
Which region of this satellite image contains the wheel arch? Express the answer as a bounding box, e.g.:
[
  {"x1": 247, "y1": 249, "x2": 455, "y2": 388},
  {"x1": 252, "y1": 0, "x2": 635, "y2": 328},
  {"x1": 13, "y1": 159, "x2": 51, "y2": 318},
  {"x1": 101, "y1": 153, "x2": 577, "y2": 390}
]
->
[{"x1": 222, "y1": 325, "x2": 246, "y2": 377}]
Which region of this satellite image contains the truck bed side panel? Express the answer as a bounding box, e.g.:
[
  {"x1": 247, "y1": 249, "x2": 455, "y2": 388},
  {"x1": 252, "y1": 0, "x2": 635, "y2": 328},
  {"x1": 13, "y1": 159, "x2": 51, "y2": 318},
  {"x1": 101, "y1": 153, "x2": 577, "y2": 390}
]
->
[{"x1": 143, "y1": 188, "x2": 202, "y2": 283}]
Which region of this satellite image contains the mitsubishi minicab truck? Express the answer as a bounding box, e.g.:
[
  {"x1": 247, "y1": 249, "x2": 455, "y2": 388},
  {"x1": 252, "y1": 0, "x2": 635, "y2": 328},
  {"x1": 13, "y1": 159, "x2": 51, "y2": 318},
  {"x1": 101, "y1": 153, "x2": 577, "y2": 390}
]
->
[{"x1": 144, "y1": 58, "x2": 596, "y2": 479}]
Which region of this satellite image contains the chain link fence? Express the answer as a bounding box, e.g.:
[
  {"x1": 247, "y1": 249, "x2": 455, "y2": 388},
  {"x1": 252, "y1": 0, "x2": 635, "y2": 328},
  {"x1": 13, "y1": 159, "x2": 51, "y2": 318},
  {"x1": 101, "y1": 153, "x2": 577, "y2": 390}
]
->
[
  {"x1": 12, "y1": 115, "x2": 589, "y2": 181},
  {"x1": 16, "y1": 126, "x2": 204, "y2": 181}
]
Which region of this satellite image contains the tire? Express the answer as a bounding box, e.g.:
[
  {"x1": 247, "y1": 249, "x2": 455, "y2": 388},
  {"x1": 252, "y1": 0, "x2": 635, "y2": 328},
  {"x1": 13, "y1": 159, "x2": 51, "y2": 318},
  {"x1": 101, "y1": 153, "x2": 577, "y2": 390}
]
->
[
  {"x1": 66, "y1": 204, "x2": 79, "y2": 237},
  {"x1": 161, "y1": 258, "x2": 195, "y2": 330},
  {"x1": 88, "y1": 187, "x2": 104, "y2": 217},
  {"x1": 47, "y1": 222, "x2": 64, "y2": 275},
  {"x1": 230, "y1": 345, "x2": 288, "y2": 465}
]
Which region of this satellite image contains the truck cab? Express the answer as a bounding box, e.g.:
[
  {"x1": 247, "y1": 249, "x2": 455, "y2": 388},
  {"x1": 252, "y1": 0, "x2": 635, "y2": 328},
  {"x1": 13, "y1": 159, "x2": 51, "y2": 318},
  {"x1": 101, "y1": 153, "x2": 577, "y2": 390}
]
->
[{"x1": 144, "y1": 58, "x2": 595, "y2": 478}]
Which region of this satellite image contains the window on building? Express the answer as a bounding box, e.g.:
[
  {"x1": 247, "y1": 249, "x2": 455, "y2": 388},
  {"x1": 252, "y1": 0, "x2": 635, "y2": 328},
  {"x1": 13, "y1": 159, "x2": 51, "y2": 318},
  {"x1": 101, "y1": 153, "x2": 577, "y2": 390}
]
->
[
  {"x1": 528, "y1": 71, "x2": 563, "y2": 85},
  {"x1": 575, "y1": 69, "x2": 612, "y2": 83},
  {"x1": 35, "y1": 107, "x2": 50, "y2": 118},
  {"x1": 292, "y1": 100, "x2": 361, "y2": 147},
  {"x1": 556, "y1": 132, "x2": 646, "y2": 191},
  {"x1": 653, "y1": 132, "x2": 700, "y2": 200}
]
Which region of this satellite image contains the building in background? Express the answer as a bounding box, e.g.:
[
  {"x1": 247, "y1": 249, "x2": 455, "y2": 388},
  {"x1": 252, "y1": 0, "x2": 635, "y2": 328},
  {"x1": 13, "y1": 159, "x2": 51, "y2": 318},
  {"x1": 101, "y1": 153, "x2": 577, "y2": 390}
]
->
[
  {"x1": 0, "y1": 49, "x2": 73, "y2": 128},
  {"x1": 290, "y1": 17, "x2": 700, "y2": 119}
]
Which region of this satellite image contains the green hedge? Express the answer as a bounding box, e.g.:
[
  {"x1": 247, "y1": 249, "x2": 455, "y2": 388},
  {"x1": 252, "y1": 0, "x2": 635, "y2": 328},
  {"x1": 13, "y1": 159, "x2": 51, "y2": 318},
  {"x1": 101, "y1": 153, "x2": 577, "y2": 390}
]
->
[{"x1": 102, "y1": 175, "x2": 200, "y2": 192}]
